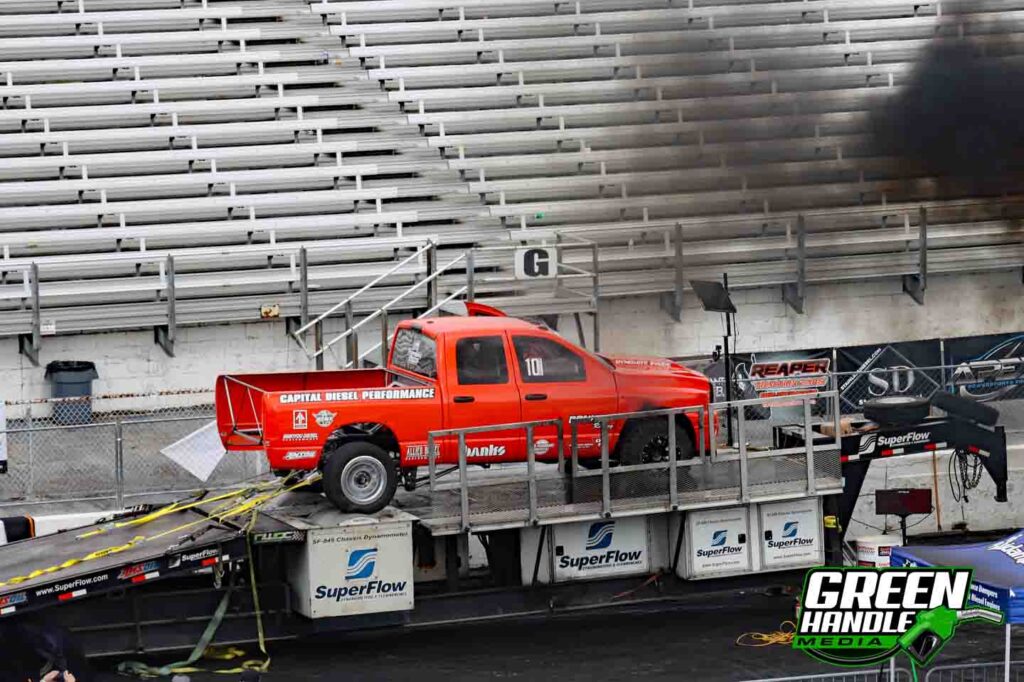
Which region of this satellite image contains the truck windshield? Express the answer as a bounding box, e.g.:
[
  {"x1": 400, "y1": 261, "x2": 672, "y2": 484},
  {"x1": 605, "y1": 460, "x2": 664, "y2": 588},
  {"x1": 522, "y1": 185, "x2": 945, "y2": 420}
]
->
[{"x1": 391, "y1": 328, "x2": 438, "y2": 379}]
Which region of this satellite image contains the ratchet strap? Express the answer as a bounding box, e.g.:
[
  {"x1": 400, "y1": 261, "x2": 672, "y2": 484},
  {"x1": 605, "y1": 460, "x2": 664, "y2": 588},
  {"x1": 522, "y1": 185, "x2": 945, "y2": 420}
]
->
[{"x1": 0, "y1": 473, "x2": 320, "y2": 589}]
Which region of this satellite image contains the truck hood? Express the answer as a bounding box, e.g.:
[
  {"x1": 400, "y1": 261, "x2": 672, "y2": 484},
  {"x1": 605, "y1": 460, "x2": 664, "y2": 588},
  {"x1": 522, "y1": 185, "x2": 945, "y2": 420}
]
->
[{"x1": 601, "y1": 354, "x2": 710, "y2": 385}]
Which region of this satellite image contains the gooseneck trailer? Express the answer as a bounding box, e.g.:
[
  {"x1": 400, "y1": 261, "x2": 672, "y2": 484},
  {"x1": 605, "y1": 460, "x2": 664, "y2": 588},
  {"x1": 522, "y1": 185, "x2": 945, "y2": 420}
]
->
[{"x1": 0, "y1": 387, "x2": 1007, "y2": 664}]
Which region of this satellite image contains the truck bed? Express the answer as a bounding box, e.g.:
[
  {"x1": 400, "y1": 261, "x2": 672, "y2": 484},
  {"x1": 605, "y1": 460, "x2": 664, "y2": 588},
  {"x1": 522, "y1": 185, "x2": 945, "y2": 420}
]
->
[{"x1": 216, "y1": 368, "x2": 393, "y2": 449}]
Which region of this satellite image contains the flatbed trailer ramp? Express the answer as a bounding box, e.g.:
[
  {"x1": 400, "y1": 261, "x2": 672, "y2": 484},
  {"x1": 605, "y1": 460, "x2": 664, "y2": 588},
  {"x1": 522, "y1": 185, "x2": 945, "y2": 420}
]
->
[{"x1": 0, "y1": 497, "x2": 297, "y2": 619}]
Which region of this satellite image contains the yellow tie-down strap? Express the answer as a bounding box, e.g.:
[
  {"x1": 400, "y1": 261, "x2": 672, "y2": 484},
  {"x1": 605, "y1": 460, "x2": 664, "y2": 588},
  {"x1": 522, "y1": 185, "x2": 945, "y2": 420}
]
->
[{"x1": 0, "y1": 473, "x2": 320, "y2": 589}]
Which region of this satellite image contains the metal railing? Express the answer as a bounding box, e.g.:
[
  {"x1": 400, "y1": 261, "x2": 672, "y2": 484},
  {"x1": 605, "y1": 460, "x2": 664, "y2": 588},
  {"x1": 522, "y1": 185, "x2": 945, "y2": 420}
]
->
[
  {"x1": 427, "y1": 418, "x2": 564, "y2": 529},
  {"x1": 425, "y1": 394, "x2": 842, "y2": 532},
  {"x1": 741, "y1": 666, "x2": 912, "y2": 682},
  {"x1": 568, "y1": 405, "x2": 707, "y2": 514},
  {"x1": 0, "y1": 390, "x2": 267, "y2": 513},
  {"x1": 291, "y1": 239, "x2": 437, "y2": 365},
  {"x1": 924, "y1": 660, "x2": 1024, "y2": 681},
  {"x1": 290, "y1": 236, "x2": 603, "y2": 369}
]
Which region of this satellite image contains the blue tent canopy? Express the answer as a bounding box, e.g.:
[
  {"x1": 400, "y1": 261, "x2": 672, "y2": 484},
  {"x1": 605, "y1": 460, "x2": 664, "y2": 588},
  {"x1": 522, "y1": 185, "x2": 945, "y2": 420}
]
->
[{"x1": 890, "y1": 531, "x2": 1024, "y2": 623}]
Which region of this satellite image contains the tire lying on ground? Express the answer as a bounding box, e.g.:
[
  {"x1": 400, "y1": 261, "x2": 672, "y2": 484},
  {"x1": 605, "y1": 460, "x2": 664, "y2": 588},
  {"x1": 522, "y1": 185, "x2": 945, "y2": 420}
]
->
[
  {"x1": 863, "y1": 396, "x2": 931, "y2": 426},
  {"x1": 322, "y1": 441, "x2": 398, "y2": 513},
  {"x1": 930, "y1": 391, "x2": 1000, "y2": 426}
]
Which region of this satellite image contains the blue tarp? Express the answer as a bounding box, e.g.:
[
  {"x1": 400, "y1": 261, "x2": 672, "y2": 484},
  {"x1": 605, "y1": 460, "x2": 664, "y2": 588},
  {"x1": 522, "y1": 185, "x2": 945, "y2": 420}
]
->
[{"x1": 890, "y1": 531, "x2": 1024, "y2": 623}]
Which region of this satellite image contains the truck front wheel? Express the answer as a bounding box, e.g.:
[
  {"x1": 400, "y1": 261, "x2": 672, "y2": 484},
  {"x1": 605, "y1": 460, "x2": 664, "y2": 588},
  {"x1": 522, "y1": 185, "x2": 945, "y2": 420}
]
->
[{"x1": 322, "y1": 442, "x2": 398, "y2": 513}]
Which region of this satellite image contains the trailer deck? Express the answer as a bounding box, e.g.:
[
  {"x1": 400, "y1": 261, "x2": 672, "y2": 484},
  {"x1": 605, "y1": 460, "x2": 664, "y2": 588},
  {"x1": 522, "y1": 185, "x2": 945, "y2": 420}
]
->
[{"x1": 0, "y1": 496, "x2": 298, "y2": 618}]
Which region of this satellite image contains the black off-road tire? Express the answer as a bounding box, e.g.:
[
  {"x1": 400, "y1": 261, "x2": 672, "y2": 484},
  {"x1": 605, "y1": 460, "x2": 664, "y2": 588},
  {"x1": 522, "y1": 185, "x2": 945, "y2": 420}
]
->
[
  {"x1": 322, "y1": 441, "x2": 398, "y2": 513},
  {"x1": 863, "y1": 396, "x2": 930, "y2": 426},
  {"x1": 931, "y1": 391, "x2": 1000, "y2": 426},
  {"x1": 616, "y1": 418, "x2": 696, "y2": 465}
]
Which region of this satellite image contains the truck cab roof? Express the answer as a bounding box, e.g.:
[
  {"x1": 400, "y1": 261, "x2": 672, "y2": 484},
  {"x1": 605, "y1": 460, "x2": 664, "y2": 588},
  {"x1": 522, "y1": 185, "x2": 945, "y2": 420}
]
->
[{"x1": 399, "y1": 316, "x2": 541, "y2": 336}]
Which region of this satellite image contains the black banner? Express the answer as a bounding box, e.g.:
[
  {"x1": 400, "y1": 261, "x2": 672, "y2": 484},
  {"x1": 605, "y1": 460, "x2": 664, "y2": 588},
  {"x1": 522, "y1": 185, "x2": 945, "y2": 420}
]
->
[
  {"x1": 944, "y1": 333, "x2": 1024, "y2": 402},
  {"x1": 836, "y1": 339, "x2": 943, "y2": 413}
]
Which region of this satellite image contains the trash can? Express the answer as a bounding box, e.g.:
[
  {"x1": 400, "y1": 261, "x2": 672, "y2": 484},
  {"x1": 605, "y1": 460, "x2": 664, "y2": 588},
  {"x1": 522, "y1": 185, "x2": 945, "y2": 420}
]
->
[{"x1": 44, "y1": 361, "x2": 98, "y2": 425}]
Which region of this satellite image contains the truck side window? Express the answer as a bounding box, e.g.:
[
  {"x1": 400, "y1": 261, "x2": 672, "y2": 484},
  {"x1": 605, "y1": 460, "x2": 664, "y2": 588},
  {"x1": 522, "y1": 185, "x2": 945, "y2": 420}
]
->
[
  {"x1": 456, "y1": 336, "x2": 509, "y2": 385},
  {"x1": 391, "y1": 328, "x2": 437, "y2": 378},
  {"x1": 512, "y1": 336, "x2": 586, "y2": 383}
]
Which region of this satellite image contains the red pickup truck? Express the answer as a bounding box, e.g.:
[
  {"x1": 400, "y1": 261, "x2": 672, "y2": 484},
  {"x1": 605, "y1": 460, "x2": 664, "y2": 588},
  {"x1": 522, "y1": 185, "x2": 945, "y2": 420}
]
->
[{"x1": 216, "y1": 316, "x2": 712, "y2": 513}]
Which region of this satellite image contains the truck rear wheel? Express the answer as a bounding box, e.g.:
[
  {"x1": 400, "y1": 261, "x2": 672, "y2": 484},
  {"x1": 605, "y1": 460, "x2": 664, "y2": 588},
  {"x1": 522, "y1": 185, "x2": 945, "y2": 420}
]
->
[
  {"x1": 617, "y1": 418, "x2": 696, "y2": 465},
  {"x1": 322, "y1": 442, "x2": 398, "y2": 513}
]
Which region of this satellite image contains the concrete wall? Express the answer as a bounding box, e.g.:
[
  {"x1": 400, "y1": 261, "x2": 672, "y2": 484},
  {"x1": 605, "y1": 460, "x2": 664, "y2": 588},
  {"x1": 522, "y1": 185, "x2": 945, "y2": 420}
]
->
[
  {"x1": 0, "y1": 319, "x2": 383, "y2": 407},
  {"x1": 597, "y1": 270, "x2": 1024, "y2": 358}
]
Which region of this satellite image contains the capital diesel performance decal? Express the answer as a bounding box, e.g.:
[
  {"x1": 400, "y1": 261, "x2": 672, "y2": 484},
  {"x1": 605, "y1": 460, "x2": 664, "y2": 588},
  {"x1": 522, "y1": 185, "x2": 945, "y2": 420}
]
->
[{"x1": 795, "y1": 567, "x2": 1003, "y2": 673}]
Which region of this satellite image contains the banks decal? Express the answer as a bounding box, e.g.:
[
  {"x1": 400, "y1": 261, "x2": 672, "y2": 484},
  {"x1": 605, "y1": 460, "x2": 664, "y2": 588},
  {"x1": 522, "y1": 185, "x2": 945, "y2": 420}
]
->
[
  {"x1": 795, "y1": 567, "x2": 1002, "y2": 671},
  {"x1": 466, "y1": 444, "x2": 505, "y2": 458},
  {"x1": 292, "y1": 410, "x2": 308, "y2": 430}
]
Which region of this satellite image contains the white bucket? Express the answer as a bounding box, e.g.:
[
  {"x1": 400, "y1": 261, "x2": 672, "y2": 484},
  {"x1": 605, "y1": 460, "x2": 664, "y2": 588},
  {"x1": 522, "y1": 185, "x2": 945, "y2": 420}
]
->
[{"x1": 855, "y1": 535, "x2": 903, "y2": 567}]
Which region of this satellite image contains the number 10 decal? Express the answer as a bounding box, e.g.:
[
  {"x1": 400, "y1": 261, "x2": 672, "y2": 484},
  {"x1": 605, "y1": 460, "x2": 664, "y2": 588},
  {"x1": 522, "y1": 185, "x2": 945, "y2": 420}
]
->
[{"x1": 525, "y1": 357, "x2": 544, "y2": 377}]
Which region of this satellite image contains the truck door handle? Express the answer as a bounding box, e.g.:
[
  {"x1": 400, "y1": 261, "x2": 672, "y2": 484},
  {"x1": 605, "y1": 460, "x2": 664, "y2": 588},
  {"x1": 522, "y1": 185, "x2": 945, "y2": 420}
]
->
[
  {"x1": 453, "y1": 395, "x2": 475, "y2": 403},
  {"x1": 525, "y1": 393, "x2": 548, "y2": 401}
]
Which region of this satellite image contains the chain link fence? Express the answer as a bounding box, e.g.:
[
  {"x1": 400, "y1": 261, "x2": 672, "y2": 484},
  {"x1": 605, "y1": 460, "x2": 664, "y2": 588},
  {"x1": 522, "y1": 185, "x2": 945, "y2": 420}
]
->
[{"x1": 0, "y1": 390, "x2": 269, "y2": 515}]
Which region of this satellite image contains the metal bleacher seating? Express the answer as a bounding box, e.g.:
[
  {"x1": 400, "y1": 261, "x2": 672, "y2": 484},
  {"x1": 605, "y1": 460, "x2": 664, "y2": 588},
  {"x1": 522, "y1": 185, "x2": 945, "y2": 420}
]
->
[{"x1": 1, "y1": 0, "x2": 1023, "y2": 364}]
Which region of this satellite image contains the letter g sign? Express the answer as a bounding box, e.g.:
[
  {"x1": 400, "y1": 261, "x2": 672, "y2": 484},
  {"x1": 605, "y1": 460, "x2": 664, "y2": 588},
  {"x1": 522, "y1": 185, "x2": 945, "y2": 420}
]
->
[{"x1": 514, "y1": 247, "x2": 557, "y2": 279}]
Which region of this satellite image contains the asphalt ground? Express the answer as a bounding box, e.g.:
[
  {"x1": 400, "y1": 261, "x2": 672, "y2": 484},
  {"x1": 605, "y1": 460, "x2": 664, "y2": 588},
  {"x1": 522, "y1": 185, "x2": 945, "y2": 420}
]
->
[{"x1": 88, "y1": 590, "x2": 1022, "y2": 682}]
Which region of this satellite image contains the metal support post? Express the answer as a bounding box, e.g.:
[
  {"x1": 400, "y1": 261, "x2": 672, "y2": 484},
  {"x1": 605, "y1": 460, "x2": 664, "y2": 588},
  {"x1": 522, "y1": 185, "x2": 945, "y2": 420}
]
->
[
  {"x1": 458, "y1": 432, "x2": 470, "y2": 531},
  {"x1": 723, "y1": 273, "x2": 734, "y2": 447},
  {"x1": 783, "y1": 214, "x2": 806, "y2": 313},
  {"x1": 426, "y1": 244, "x2": 437, "y2": 310},
  {"x1": 345, "y1": 300, "x2": 357, "y2": 367},
  {"x1": 738, "y1": 409, "x2": 749, "y2": 503},
  {"x1": 526, "y1": 425, "x2": 538, "y2": 525},
  {"x1": 299, "y1": 246, "x2": 309, "y2": 327},
  {"x1": 466, "y1": 248, "x2": 475, "y2": 301},
  {"x1": 903, "y1": 206, "x2": 927, "y2": 305},
  {"x1": 427, "y1": 434, "x2": 437, "y2": 491},
  {"x1": 803, "y1": 399, "x2": 816, "y2": 494},
  {"x1": 115, "y1": 420, "x2": 125, "y2": 508},
  {"x1": 661, "y1": 223, "x2": 684, "y2": 321},
  {"x1": 19, "y1": 262, "x2": 41, "y2": 366},
  {"x1": 600, "y1": 421, "x2": 610, "y2": 517},
  {"x1": 379, "y1": 308, "x2": 389, "y2": 367},
  {"x1": 155, "y1": 255, "x2": 176, "y2": 357},
  {"x1": 314, "y1": 322, "x2": 324, "y2": 370},
  {"x1": 591, "y1": 243, "x2": 601, "y2": 352},
  {"x1": 668, "y1": 412, "x2": 679, "y2": 510}
]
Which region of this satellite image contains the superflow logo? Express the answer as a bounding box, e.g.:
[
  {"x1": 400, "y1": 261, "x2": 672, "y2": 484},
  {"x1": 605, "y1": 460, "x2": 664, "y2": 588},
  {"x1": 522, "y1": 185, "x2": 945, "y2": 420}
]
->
[
  {"x1": 795, "y1": 568, "x2": 1003, "y2": 670},
  {"x1": 711, "y1": 530, "x2": 728, "y2": 547},
  {"x1": 586, "y1": 521, "x2": 615, "y2": 550},
  {"x1": 346, "y1": 548, "x2": 377, "y2": 581},
  {"x1": 783, "y1": 522, "x2": 799, "y2": 539}
]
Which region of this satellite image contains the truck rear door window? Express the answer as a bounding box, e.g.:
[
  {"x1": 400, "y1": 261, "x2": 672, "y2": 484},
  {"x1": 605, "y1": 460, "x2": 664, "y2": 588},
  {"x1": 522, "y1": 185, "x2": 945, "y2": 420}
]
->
[
  {"x1": 456, "y1": 336, "x2": 509, "y2": 385},
  {"x1": 512, "y1": 336, "x2": 586, "y2": 383},
  {"x1": 392, "y1": 328, "x2": 437, "y2": 379}
]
